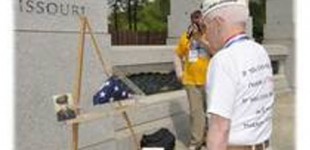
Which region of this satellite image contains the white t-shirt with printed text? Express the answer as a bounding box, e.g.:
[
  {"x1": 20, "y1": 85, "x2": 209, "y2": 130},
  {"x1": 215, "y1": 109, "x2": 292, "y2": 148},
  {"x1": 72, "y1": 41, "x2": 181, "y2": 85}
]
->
[{"x1": 206, "y1": 35, "x2": 274, "y2": 145}]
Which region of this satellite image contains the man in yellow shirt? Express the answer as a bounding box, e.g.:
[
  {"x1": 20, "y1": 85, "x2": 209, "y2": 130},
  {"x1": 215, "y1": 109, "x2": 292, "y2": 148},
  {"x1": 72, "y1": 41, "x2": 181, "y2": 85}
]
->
[{"x1": 174, "y1": 10, "x2": 210, "y2": 150}]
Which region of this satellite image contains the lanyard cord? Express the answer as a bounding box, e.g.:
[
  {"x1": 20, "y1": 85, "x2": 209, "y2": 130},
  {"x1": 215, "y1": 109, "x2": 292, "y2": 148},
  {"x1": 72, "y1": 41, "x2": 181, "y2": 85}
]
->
[{"x1": 223, "y1": 34, "x2": 249, "y2": 49}]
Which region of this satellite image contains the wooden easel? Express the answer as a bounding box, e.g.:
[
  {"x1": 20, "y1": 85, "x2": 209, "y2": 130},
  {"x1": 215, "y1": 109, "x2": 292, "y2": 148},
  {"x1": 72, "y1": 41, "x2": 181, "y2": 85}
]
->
[{"x1": 69, "y1": 16, "x2": 142, "y2": 150}]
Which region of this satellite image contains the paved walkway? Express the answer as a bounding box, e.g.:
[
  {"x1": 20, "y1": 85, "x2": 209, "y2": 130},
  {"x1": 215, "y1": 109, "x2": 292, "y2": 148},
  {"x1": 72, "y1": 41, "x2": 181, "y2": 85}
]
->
[
  {"x1": 272, "y1": 92, "x2": 295, "y2": 150},
  {"x1": 175, "y1": 91, "x2": 295, "y2": 150}
]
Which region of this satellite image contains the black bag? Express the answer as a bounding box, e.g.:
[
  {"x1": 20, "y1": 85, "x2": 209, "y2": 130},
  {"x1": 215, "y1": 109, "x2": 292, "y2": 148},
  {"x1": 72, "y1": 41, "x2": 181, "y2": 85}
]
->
[{"x1": 140, "y1": 128, "x2": 175, "y2": 150}]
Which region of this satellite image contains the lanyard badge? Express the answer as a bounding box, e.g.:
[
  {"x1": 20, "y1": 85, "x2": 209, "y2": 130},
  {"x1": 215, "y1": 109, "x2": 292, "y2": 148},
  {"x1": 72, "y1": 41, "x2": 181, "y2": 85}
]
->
[
  {"x1": 188, "y1": 49, "x2": 199, "y2": 62},
  {"x1": 188, "y1": 40, "x2": 200, "y2": 62}
]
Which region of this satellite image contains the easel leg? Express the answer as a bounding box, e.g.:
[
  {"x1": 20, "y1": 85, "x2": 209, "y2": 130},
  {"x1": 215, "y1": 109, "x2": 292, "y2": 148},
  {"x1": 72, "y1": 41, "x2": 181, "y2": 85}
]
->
[
  {"x1": 119, "y1": 103, "x2": 140, "y2": 150},
  {"x1": 72, "y1": 123, "x2": 79, "y2": 150},
  {"x1": 70, "y1": 16, "x2": 140, "y2": 150},
  {"x1": 85, "y1": 18, "x2": 140, "y2": 150},
  {"x1": 71, "y1": 16, "x2": 87, "y2": 150}
]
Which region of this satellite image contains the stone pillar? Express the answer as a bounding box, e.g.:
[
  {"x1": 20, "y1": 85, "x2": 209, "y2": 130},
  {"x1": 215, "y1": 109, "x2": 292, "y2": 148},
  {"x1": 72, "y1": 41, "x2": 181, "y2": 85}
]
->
[
  {"x1": 15, "y1": 0, "x2": 115, "y2": 149},
  {"x1": 166, "y1": 0, "x2": 203, "y2": 44},
  {"x1": 263, "y1": 0, "x2": 295, "y2": 91},
  {"x1": 244, "y1": 0, "x2": 253, "y2": 38}
]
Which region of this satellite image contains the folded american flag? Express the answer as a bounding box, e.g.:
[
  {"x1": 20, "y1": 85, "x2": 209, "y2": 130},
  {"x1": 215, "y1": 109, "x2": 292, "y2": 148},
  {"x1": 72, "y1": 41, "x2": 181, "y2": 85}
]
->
[{"x1": 93, "y1": 76, "x2": 133, "y2": 105}]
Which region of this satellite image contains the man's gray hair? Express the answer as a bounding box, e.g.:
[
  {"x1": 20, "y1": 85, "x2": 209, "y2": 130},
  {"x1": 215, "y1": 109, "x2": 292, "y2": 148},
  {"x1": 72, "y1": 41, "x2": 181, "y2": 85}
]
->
[{"x1": 204, "y1": 4, "x2": 249, "y2": 26}]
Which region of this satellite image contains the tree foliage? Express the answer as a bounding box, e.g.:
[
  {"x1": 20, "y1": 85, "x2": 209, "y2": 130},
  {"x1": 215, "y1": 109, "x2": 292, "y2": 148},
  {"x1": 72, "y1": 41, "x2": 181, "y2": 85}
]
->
[
  {"x1": 249, "y1": 0, "x2": 266, "y2": 43},
  {"x1": 108, "y1": 0, "x2": 170, "y2": 32}
]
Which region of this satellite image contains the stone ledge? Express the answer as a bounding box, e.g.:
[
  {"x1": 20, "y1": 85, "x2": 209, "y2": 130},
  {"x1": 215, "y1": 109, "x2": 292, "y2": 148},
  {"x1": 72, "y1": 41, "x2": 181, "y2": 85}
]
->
[
  {"x1": 264, "y1": 44, "x2": 291, "y2": 92},
  {"x1": 114, "y1": 63, "x2": 174, "y2": 75},
  {"x1": 79, "y1": 139, "x2": 117, "y2": 150},
  {"x1": 110, "y1": 46, "x2": 176, "y2": 66},
  {"x1": 113, "y1": 90, "x2": 188, "y2": 130},
  {"x1": 263, "y1": 44, "x2": 288, "y2": 56}
]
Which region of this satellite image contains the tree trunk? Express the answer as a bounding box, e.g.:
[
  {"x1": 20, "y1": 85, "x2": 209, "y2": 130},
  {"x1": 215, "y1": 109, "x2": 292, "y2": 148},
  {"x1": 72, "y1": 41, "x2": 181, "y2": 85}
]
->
[
  {"x1": 113, "y1": 1, "x2": 119, "y2": 43},
  {"x1": 133, "y1": 0, "x2": 138, "y2": 31},
  {"x1": 127, "y1": 0, "x2": 132, "y2": 30}
]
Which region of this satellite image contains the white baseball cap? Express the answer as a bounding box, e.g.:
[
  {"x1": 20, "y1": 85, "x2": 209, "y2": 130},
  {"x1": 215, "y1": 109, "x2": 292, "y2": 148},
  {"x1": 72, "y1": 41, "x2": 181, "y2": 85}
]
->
[{"x1": 201, "y1": 0, "x2": 247, "y2": 17}]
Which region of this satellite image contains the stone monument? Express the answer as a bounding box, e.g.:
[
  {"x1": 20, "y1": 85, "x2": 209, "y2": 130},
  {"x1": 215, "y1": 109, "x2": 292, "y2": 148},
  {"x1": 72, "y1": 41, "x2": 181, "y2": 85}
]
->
[
  {"x1": 15, "y1": 1, "x2": 191, "y2": 150},
  {"x1": 15, "y1": 0, "x2": 114, "y2": 149},
  {"x1": 264, "y1": 0, "x2": 295, "y2": 91}
]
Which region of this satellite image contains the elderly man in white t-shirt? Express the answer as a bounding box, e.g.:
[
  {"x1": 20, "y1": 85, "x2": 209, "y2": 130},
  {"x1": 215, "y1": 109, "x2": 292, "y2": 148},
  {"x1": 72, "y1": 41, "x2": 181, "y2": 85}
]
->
[{"x1": 200, "y1": 0, "x2": 274, "y2": 150}]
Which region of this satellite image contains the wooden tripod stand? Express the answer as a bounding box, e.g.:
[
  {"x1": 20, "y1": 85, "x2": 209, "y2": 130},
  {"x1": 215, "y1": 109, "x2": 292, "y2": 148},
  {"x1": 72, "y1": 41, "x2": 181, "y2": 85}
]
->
[{"x1": 69, "y1": 16, "x2": 141, "y2": 150}]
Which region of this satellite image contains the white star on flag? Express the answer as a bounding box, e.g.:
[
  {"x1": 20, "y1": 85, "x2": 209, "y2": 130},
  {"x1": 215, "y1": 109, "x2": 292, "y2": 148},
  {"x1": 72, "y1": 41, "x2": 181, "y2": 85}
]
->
[
  {"x1": 100, "y1": 92, "x2": 106, "y2": 98},
  {"x1": 114, "y1": 86, "x2": 119, "y2": 91},
  {"x1": 93, "y1": 76, "x2": 133, "y2": 105},
  {"x1": 122, "y1": 91, "x2": 127, "y2": 96}
]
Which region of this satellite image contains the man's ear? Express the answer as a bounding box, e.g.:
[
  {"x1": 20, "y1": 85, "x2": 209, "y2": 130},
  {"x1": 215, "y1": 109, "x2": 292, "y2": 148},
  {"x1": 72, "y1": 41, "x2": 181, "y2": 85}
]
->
[
  {"x1": 212, "y1": 16, "x2": 222, "y2": 35},
  {"x1": 213, "y1": 16, "x2": 226, "y2": 39},
  {"x1": 213, "y1": 16, "x2": 225, "y2": 28}
]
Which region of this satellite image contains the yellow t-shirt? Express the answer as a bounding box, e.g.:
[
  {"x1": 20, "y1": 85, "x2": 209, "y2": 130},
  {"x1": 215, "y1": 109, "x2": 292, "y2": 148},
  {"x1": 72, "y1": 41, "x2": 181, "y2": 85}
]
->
[{"x1": 175, "y1": 32, "x2": 210, "y2": 85}]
